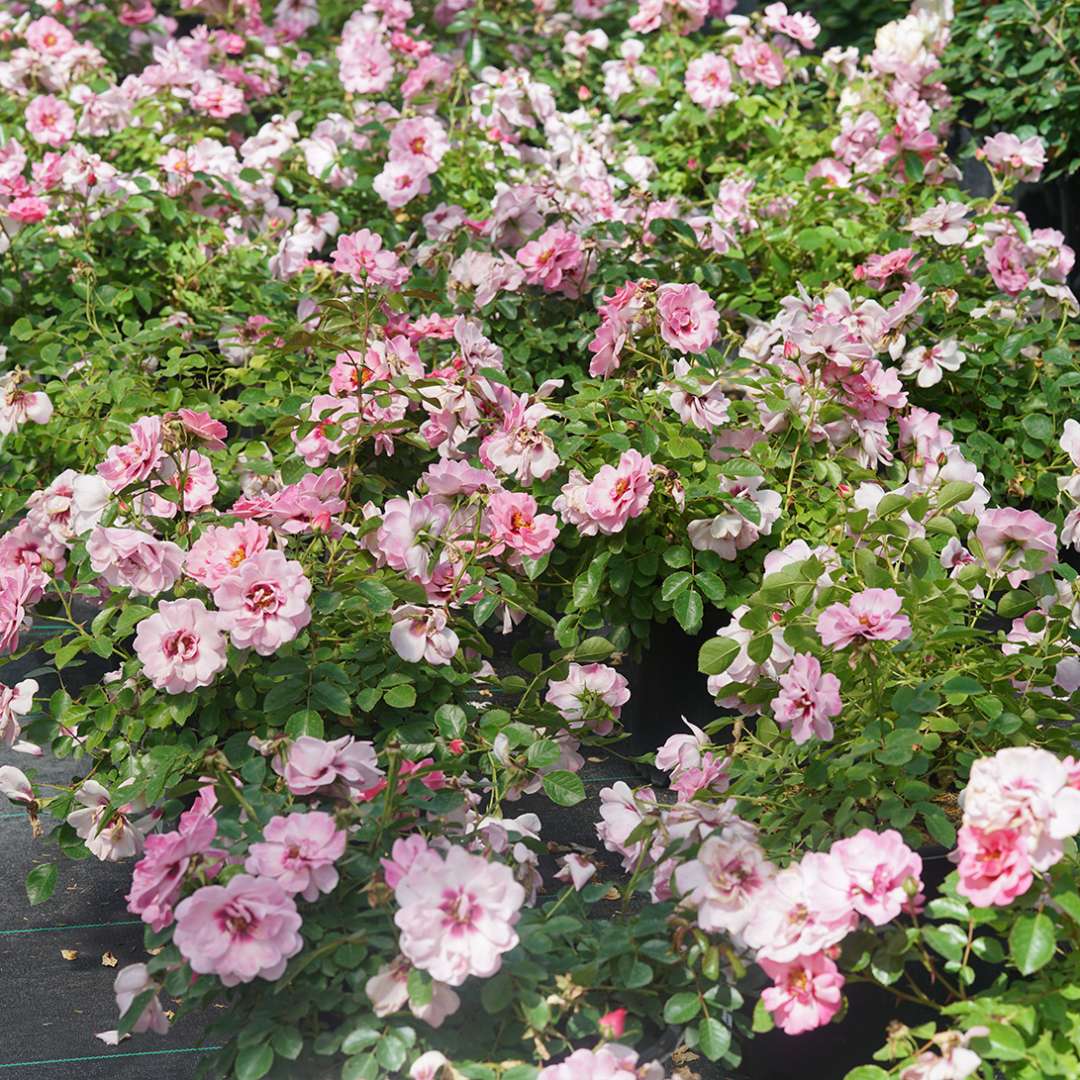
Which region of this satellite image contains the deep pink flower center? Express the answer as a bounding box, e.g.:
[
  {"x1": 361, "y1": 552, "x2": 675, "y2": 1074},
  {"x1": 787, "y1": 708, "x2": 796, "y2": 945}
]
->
[
  {"x1": 163, "y1": 628, "x2": 199, "y2": 661},
  {"x1": 439, "y1": 887, "x2": 479, "y2": 932},
  {"x1": 248, "y1": 582, "x2": 279, "y2": 612}
]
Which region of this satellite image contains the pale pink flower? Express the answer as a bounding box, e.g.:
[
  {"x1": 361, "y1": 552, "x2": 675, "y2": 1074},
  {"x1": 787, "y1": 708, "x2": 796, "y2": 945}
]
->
[
  {"x1": 556, "y1": 451, "x2": 654, "y2": 536},
  {"x1": 596, "y1": 782, "x2": 656, "y2": 871},
  {"x1": 411, "y1": 1051, "x2": 452, "y2": 1079},
  {"x1": 273, "y1": 735, "x2": 382, "y2": 797},
  {"x1": 656, "y1": 283, "x2": 718, "y2": 354},
  {"x1": 6, "y1": 197, "x2": 49, "y2": 224},
  {"x1": 900, "y1": 1032, "x2": 985, "y2": 1080},
  {"x1": 373, "y1": 158, "x2": 432, "y2": 208},
  {"x1": 538, "y1": 1045, "x2": 664, "y2": 1080},
  {"x1": 389, "y1": 117, "x2": 449, "y2": 172},
  {"x1": 68, "y1": 779, "x2": 146, "y2": 862},
  {"x1": 975, "y1": 508, "x2": 1057, "y2": 587},
  {"x1": 365, "y1": 954, "x2": 461, "y2": 1029},
  {"x1": 331, "y1": 229, "x2": 409, "y2": 289},
  {"x1": 150, "y1": 449, "x2": 219, "y2": 515},
  {"x1": 0, "y1": 765, "x2": 34, "y2": 805},
  {"x1": 382, "y1": 835, "x2": 430, "y2": 889},
  {"x1": 960, "y1": 746, "x2": 1080, "y2": 870},
  {"x1": 905, "y1": 200, "x2": 970, "y2": 246},
  {"x1": 26, "y1": 16, "x2": 75, "y2": 55},
  {"x1": 390, "y1": 605, "x2": 460, "y2": 665},
  {"x1": 830, "y1": 829, "x2": 923, "y2": 925},
  {"x1": 134, "y1": 598, "x2": 229, "y2": 694},
  {"x1": 675, "y1": 826, "x2": 775, "y2": 936},
  {"x1": 245, "y1": 812, "x2": 346, "y2": 901},
  {"x1": 743, "y1": 855, "x2": 855, "y2": 963},
  {"x1": 733, "y1": 37, "x2": 786, "y2": 87},
  {"x1": 127, "y1": 813, "x2": 221, "y2": 931},
  {"x1": 985, "y1": 234, "x2": 1030, "y2": 296},
  {"x1": 486, "y1": 491, "x2": 559, "y2": 560},
  {"x1": 175, "y1": 409, "x2": 227, "y2": 450},
  {"x1": 545, "y1": 662, "x2": 629, "y2": 735},
  {"x1": 900, "y1": 339, "x2": 965, "y2": 388},
  {"x1": 25, "y1": 96, "x2": 76, "y2": 148},
  {"x1": 655, "y1": 719, "x2": 709, "y2": 776},
  {"x1": 393, "y1": 845, "x2": 525, "y2": 985},
  {"x1": 98, "y1": 416, "x2": 164, "y2": 492},
  {"x1": 213, "y1": 549, "x2": 312, "y2": 655},
  {"x1": 667, "y1": 358, "x2": 730, "y2": 433},
  {"x1": 86, "y1": 527, "x2": 184, "y2": 597},
  {"x1": 773, "y1": 654, "x2": 842, "y2": 744},
  {"x1": 0, "y1": 565, "x2": 40, "y2": 656},
  {"x1": 816, "y1": 588, "x2": 911, "y2": 650},
  {"x1": 977, "y1": 132, "x2": 1045, "y2": 182},
  {"x1": 173, "y1": 874, "x2": 303, "y2": 986},
  {"x1": 759, "y1": 952, "x2": 844, "y2": 1035},
  {"x1": 0, "y1": 384, "x2": 53, "y2": 434},
  {"x1": 95, "y1": 964, "x2": 170, "y2": 1046},
  {"x1": 555, "y1": 853, "x2": 597, "y2": 891},
  {"x1": 0, "y1": 678, "x2": 36, "y2": 750},
  {"x1": 516, "y1": 226, "x2": 585, "y2": 295},
  {"x1": 953, "y1": 825, "x2": 1032, "y2": 907},
  {"x1": 185, "y1": 522, "x2": 270, "y2": 588},
  {"x1": 685, "y1": 53, "x2": 735, "y2": 110}
]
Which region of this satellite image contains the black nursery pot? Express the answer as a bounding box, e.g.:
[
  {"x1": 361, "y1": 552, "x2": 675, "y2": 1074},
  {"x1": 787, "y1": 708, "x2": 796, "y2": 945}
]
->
[{"x1": 618, "y1": 609, "x2": 733, "y2": 778}]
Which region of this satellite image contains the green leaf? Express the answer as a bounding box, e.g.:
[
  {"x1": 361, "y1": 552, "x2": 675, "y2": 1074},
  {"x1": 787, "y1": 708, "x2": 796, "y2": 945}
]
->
[
  {"x1": 542, "y1": 770, "x2": 586, "y2": 806},
  {"x1": 573, "y1": 636, "x2": 615, "y2": 661},
  {"x1": 1009, "y1": 912, "x2": 1055, "y2": 974},
  {"x1": 235, "y1": 1044, "x2": 274, "y2": 1080},
  {"x1": 1020, "y1": 413, "x2": 1053, "y2": 442},
  {"x1": 699, "y1": 635, "x2": 739, "y2": 675},
  {"x1": 674, "y1": 589, "x2": 704, "y2": 633},
  {"x1": 526, "y1": 739, "x2": 561, "y2": 769},
  {"x1": 661, "y1": 572, "x2": 693, "y2": 601},
  {"x1": 975, "y1": 1022, "x2": 1027, "y2": 1061},
  {"x1": 285, "y1": 710, "x2": 323, "y2": 739},
  {"x1": 340, "y1": 1026, "x2": 379, "y2": 1056},
  {"x1": 936, "y1": 481, "x2": 976, "y2": 510},
  {"x1": 341, "y1": 1055, "x2": 379, "y2": 1080},
  {"x1": 407, "y1": 966, "x2": 433, "y2": 1008},
  {"x1": 25, "y1": 863, "x2": 57, "y2": 907},
  {"x1": 384, "y1": 684, "x2": 416, "y2": 709},
  {"x1": 311, "y1": 681, "x2": 352, "y2": 716},
  {"x1": 663, "y1": 992, "x2": 701, "y2": 1024},
  {"x1": 751, "y1": 998, "x2": 774, "y2": 1033},
  {"x1": 435, "y1": 704, "x2": 467, "y2": 741},
  {"x1": 697, "y1": 1017, "x2": 731, "y2": 1061},
  {"x1": 843, "y1": 1069, "x2": 890, "y2": 1080},
  {"x1": 375, "y1": 1033, "x2": 407, "y2": 1071}
]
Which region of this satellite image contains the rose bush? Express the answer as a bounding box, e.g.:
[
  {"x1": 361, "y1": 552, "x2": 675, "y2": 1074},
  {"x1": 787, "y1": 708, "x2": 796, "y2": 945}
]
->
[{"x1": 1, "y1": 0, "x2": 1079, "y2": 1078}]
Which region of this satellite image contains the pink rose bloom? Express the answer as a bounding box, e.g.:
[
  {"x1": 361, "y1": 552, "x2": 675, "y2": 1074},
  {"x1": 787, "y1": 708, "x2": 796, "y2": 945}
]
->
[
  {"x1": 381, "y1": 834, "x2": 430, "y2": 889},
  {"x1": 985, "y1": 234, "x2": 1030, "y2": 296},
  {"x1": 685, "y1": 53, "x2": 735, "y2": 110},
  {"x1": 96, "y1": 964, "x2": 170, "y2": 1046},
  {"x1": 486, "y1": 491, "x2": 559, "y2": 560},
  {"x1": 134, "y1": 598, "x2": 229, "y2": 694},
  {"x1": 545, "y1": 662, "x2": 630, "y2": 734},
  {"x1": 373, "y1": 158, "x2": 432, "y2": 209},
  {"x1": 389, "y1": 116, "x2": 449, "y2": 172},
  {"x1": 26, "y1": 16, "x2": 75, "y2": 55},
  {"x1": 656, "y1": 283, "x2": 718, "y2": 354},
  {"x1": 816, "y1": 588, "x2": 911, "y2": 650},
  {"x1": 516, "y1": 225, "x2": 584, "y2": 295},
  {"x1": 213, "y1": 549, "x2": 312, "y2": 656},
  {"x1": 185, "y1": 522, "x2": 270, "y2": 588},
  {"x1": 272, "y1": 734, "x2": 382, "y2": 797},
  {"x1": 975, "y1": 508, "x2": 1057, "y2": 587},
  {"x1": 759, "y1": 952, "x2": 844, "y2": 1035},
  {"x1": 538, "y1": 1045, "x2": 663, "y2": 1080},
  {"x1": 393, "y1": 844, "x2": 525, "y2": 985},
  {"x1": 596, "y1": 781, "x2": 657, "y2": 871},
  {"x1": 556, "y1": 450, "x2": 654, "y2": 536},
  {"x1": 773, "y1": 653, "x2": 843, "y2": 744},
  {"x1": 365, "y1": 955, "x2": 461, "y2": 1029},
  {"x1": 98, "y1": 416, "x2": 164, "y2": 492},
  {"x1": 0, "y1": 565, "x2": 40, "y2": 656},
  {"x1": 175, "y1": 409, "x2": 227, "y2": 450},
  {"x1": 67, "y1": 779, "x2": 146, "y2": 862},
  {"x1": 411, "y1": 1051, "x2": 452, "y2": 1080},
  {"x1": 900, "y1": 338, "x2": 965, "y2": 388},
  {"x1": 960, "y1": 746, "x2": 1080, "y2": 869},
  {"x1": 0, "y1": 384, "x2": 53, "y2": 435},
  {"x1": 953, "y1": 825, "x2": 1032, "y2": 907},
  {"x1": 674, "y1": 826, "x2": 775, "y2": 936},
  {"x1": 86, "y1": 526, "x2": 184, "y2": 597},
  {"x1": 390, "y1": 604, "x2": 460, "y2": 665},
  {"x1": 905, "y1": 200, "x2": 970, "y2": 246},
  {"x1": 655, "y1": 718, "x2": 709, "y2": 776},
  {"x1": 6, "y1": 196, "x2": 49, "y2": 224},
  {"x1": 127, "y1": 813, "x2": 221, "y2": 931},
  {"x1": 173, "y1": 874, "x2": 303, "y2": 986},
  {"x1": 147, "y1": 449, "x2": 219, "y2": 516},
  {"x1": 25, "y1": 96, "x2": 76, "y2": 148},
  {"x1": 978, "y1": 132, "x2": 1045, "y2": 183},
  {"x1": 830, "y1": 829, "x2": 923, "y2": 925},
  {"x1": 0, "y1": 678, "x2": 36, "y2": 749},
  {"x1": 743, "y1": 855, "x2": 855, "y2": 962},
  {"x1": 331, "y1": 229, "x2": 409, "y2": 289},
  {"x1": 733, "y1": 37, "x2": 786, "y2": 87},
  {"x1": 900, "y1": 1030, "x2": 985, "y2": 1080},
  {"x1": 245, "y1": 812, "x2": 346, "y2": 902},
  {"x1": 0, "y1": 764, "x2": 34, "y2": 805},
  {"x1": 555, "y1": 853, "x2": 597, "y2": 891}
]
